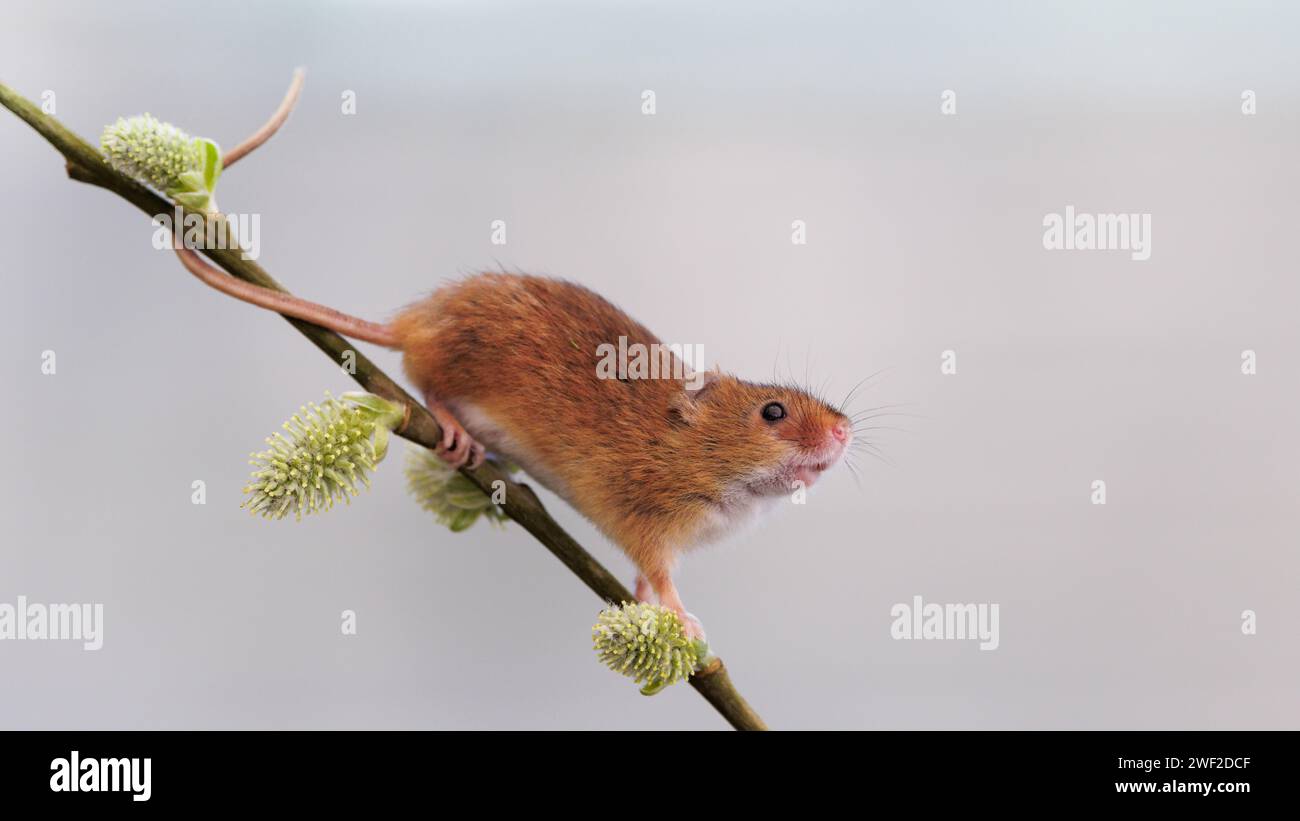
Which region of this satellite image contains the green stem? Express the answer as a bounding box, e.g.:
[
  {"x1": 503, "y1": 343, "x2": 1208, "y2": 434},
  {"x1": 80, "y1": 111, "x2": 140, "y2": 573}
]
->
[{"x1": 0, "y1": 79, "x2": 768, "y2": 731}]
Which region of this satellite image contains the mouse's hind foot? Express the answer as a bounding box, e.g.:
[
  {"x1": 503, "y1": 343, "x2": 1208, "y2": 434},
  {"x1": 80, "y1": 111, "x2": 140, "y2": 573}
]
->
[{"x1": 423, "y1": 392, "x2": 485, "y2": 469}]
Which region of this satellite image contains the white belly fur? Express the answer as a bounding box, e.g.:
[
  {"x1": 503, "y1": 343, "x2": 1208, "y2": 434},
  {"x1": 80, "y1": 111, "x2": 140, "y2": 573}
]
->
[
  {"x1": 446, "y1": 400, "x2": 785, "y2": 554},
  {"x1": 444, "y1": 399, "x2": 576, "y2": 506}
]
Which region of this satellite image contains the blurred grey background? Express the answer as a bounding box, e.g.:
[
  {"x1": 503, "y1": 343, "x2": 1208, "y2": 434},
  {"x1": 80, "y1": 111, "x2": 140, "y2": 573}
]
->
[{"x1": 1, "y1": 0, "x2": 1297, "y2": 729}]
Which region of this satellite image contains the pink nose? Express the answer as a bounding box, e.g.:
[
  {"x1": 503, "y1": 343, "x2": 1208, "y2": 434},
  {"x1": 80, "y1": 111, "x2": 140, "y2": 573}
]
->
[{"x1": 831, "y1": 421, "x2": 850, "y2": 443}]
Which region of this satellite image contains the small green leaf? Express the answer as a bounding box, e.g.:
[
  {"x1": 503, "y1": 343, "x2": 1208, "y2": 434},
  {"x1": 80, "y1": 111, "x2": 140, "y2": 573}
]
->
[
  {"x1": 341, "y1": 391, "x2": 403, "y2": 418},
  {"x1": 445, "y1": 474, "x2": 480, "y2": 494},
  {"x1": 445, "y1": 487, "x2": 491, "y2": 510},
  {"x1": 172, "y1": 190, "x2": 211, "y2": 211},
  {"x1": 448, "y1": 508, "x2": 478, "y2": 532},
  {"x1": 372, "y1": 425, "x2": 390, "y2": 463},
  {"x1": 199, "y1": 137, "x2": 222, "y2": 191}
]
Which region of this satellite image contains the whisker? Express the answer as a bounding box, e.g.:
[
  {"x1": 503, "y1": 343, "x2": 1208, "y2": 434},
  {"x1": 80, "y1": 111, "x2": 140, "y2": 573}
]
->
[
  {"x1": 852, "y1": 412, "x2": 928, "y2": 424},
  {"x1": 838, "y1": 367, "x2": 893, "y2": 412},
  {"x1": 853, "y1": 443, "x2": 898, "y2": 470},
  {"x1": 849, "y1": 438, "x2": 889, "y2": 456},
  {"x1": 844, "y1": 456, "x2": 864, "y2": 489},
  {"x1": 849, "y1": 403, "x2": 919, "y2": 419}
]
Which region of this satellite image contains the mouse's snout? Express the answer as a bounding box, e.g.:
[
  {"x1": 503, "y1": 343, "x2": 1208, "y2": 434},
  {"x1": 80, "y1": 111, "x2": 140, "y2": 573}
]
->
[
  {"x1": 826, "y1": 418, "x2": 853, "y2": 461},
  {"x1": 821, "y1": 418, "x2": 852, "y2": 462},
  {"x1": 811, "y1": 415, "x2": 852, "y2": 467},
  {"x1": 830, "y1": 419, "x2": 851, "y2": 444},
  {"x1": 781, "y1": 402, "x2": 852, "y2": 488}
]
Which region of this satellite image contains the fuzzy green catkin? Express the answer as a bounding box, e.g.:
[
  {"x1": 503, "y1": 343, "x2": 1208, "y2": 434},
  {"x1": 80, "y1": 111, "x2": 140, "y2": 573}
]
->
[
  {"x1": 404, "y1": 448, "x2": 510, "y2": 532},
  {"x1": 242, "y1": 392, "x2": 403, "y2": 521},
  {"x1": 100, "y1": 114, "x2": 202, "y2": 193},
  {"x1": 593, "y1": 602, "x2": 704, "y2": 695}
]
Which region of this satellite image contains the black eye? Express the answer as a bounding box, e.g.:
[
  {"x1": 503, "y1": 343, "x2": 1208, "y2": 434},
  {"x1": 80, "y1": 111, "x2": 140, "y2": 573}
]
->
[{"x1": 761, "y1": 402, "x2": 786, "y2": 422}]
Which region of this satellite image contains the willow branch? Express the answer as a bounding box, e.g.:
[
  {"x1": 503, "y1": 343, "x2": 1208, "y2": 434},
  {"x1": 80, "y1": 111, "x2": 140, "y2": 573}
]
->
[{"x1": 0, "y1": 77, "x2": 768, "y2": 731}]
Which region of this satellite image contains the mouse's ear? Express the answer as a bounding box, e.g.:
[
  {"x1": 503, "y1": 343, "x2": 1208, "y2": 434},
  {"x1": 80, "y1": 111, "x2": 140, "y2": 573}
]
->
[
  {"x1": 668, "y1": 367, "x2": 723, "y2": 427},
  {"x1": 682, "y1": 365, "x2": 722, "y2": 400}
]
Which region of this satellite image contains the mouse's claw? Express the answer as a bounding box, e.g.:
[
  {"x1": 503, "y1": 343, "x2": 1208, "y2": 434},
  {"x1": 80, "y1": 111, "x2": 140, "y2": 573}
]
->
[
  {"x1": 674, "y1": 609, "x2": 706, "y2": 642},
  {"x1": 425, "y1": 396, "x2": 481, "y2": 469},
  {"x1": 466, "y1": 439, "x2": 486, "y2": 470}
]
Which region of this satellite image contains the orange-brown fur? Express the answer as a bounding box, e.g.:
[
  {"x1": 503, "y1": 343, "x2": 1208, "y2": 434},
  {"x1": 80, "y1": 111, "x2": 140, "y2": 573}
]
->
[
  {"x1": 185, "y1": 251, "x2": 851, "y2": 631},
  {"x1": 164, "y1": 84, "x2": 854, "y2": 633},
  {"x1": 391, "y1": 273, "x2": 849, "y2": 608}
]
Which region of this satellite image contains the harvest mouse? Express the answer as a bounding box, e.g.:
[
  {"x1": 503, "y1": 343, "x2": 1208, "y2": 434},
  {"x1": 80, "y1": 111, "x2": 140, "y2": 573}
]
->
[{"x1": 176, "y1": 252, "x2": 854, "y2": 639}]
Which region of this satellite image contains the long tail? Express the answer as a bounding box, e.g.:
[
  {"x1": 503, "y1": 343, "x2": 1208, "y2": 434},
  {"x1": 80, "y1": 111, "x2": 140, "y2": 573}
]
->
[{"x1": 174, "y1": 246, "x2": 399, "y2": 348}]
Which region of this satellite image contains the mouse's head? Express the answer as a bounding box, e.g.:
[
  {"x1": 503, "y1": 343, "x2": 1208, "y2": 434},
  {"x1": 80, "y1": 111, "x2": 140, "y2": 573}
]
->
[{"x1": 671, "y1": 371, "x2": 853, "y2": 498}]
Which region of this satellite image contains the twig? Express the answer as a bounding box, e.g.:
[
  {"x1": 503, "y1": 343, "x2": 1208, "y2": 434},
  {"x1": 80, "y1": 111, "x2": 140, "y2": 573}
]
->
[{"x1": 0, "y1": 76, "x2": 768, "y2": 731}]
